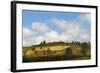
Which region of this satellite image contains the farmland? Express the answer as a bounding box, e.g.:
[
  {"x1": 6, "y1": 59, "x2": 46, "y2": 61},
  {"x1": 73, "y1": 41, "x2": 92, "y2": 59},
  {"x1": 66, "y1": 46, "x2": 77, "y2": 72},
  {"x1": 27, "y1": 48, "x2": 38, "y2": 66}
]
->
[{"x1": 22, "y1": 41, "x2": 91, "y2": 63}]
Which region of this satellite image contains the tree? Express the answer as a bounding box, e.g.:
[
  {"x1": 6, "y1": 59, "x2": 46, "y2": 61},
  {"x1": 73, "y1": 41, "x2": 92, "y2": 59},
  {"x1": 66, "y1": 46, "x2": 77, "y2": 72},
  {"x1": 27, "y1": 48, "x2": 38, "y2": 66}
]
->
[
  {"x1": 65, "y1": 47, "x2": 72, "y2": 57},
  {"x1": 43, "y1": 40, "x2": 46, "y2": 44},
  {"x1": 72, "y1": 41, "x2": 74, "y2": 44},
  {"x1": 81, "y1": 42, "x2": 90, "y2": 55}
]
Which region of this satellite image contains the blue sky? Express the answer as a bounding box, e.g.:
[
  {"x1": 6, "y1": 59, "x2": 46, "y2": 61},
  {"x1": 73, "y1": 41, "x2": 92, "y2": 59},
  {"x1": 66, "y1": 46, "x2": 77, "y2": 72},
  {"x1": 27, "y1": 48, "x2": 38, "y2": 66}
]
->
[
  {"x1": 23, "y1": 10, "x2": 80, "y2": 26},
  {"x1": 22, "y1": 10, "x2": 91, "y2": 46}
]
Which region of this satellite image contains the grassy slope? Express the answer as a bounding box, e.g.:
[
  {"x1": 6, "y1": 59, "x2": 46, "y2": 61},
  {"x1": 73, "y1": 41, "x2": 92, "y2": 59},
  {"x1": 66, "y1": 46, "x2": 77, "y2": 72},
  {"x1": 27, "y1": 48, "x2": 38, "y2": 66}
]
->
[{"x1": 22, "y1": 43, "x2": 91, "y2": 63}]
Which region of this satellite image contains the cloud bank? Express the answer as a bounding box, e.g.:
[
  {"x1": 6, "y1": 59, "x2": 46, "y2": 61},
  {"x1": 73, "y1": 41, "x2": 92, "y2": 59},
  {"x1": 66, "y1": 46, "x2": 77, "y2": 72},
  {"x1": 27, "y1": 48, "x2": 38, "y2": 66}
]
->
[{"x1": 23, "y1": 14, "x2": 91, "y2": 47}]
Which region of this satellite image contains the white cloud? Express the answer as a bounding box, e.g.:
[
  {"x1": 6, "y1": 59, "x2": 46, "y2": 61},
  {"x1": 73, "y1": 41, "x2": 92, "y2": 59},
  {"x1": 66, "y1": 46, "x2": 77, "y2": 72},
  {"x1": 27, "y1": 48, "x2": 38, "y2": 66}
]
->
[
  {"x1": 34, "y1": 36, "x2": 44, "y2": 44},
  {"x1": 23, "y1": 22, "x2": 52, "y2": 47},
  {"x1": 43, "y1": 31, "x2": 73, "y2": 43},
  {"x1": 66, "y1": 23, "x2": 84, "y2": 37},
  {"x1": 23, "y1": 27, "x2": 36, "y2": 37},
  {"x1": 52, "y1": 18, "x2": 84, "y2": 37},
  {"x1": 79, "y1": 14, "x2": 91, "y2": 23},
  {"x1": 23, "y1": 27, "x2": 37, "y2": 47},
  {"x1": 79, "y1": 33, "x2": 90, "y2": 42},
  {"x1": 23, "y1": 18, "x2": 90, "y2": 47},
  {"x1": 52, "y1": 18, "x2": 68, "y2": 30},
  {"x1": 32, "y1": 22, "x2": 51, "y2": 33},
  {"x1": 23, "y1": 30, "x2": 73, "y2": 47},
  {"x1": 23, "y1": 39, "x2": 34, "y2": 47},
  {"x1": 44, "y1": 31, "x2": 60, "y2": 42},
  {"x1": 23, "y1": 35, "x2": 43, "y2": 47},
  {"x1": 52, "y1": 18, "x2": 90, "y2": 41}
]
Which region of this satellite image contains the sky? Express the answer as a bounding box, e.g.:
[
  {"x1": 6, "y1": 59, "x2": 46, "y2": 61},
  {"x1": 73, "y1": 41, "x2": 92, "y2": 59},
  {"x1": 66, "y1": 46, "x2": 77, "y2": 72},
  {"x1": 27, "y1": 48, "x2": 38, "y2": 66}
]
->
[{"x1": 22, "y1": 10, "x2": 91, "y2": 47}]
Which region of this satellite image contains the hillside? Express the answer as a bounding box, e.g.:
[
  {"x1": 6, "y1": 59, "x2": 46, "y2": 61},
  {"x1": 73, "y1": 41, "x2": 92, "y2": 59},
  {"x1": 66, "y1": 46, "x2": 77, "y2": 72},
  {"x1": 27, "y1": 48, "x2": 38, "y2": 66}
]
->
[{"x1": 22, "y1": 41, "x2": 91, "y2": 63}]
